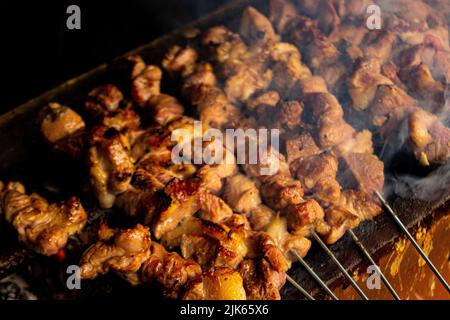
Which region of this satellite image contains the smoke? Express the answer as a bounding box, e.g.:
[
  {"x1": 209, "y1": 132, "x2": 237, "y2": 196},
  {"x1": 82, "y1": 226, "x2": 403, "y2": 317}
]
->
[{"x1": 390, "y1": 162, "x2": 450, "y2": 202}]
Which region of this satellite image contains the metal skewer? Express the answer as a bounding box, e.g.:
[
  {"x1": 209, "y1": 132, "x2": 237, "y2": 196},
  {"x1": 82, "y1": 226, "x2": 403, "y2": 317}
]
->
[
  {"x1": 375, "y1": 191, "x2": 450, "y2": 294},
  {"x1": 311, "y1": 231, "x2": 369, "y2": 300},
  {"x1": 286, "y1": 274, "x2": 315, "y2": 300},
  {"x1": 347, "y1": 229, "x2": 401, "y2": 300},
  {"x1": 291, "y1": 250, "x2": 339, "y2": 300}
]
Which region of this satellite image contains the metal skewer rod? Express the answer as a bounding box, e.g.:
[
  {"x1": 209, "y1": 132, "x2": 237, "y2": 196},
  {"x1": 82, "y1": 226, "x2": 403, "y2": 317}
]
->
[
  {"x1": 311, "y1": 231, "x2": 369, "y2": 300},
  {"x1": 286, "y1": 274, "x2": 315, "y2": 300},
  {"x1": 375, "y1": 191, "x2": 450, "y2": 293},
  {"x1": 347, "y1": 229, "x2": 401, "y2": 300},
  {"x1": 291, "y1": 250, "x2": 339, "y2": 300}
]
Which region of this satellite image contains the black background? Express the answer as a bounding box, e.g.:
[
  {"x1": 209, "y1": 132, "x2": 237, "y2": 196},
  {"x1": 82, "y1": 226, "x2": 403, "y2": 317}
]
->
[{"x1": 0, "y1": 0, "x2": 228, "y2": 114}]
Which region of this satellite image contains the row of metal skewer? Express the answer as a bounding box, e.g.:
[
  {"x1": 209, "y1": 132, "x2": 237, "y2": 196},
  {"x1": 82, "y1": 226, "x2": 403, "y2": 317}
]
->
[{"x1": 285, "y1": 191, "x2": 450, "y2": 300}]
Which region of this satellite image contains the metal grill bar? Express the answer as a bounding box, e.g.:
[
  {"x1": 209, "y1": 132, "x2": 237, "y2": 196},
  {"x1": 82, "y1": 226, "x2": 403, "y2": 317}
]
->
[
  {"x1": 291, "y1": 250, "x2": 339, "y2": 300},
  {"x1": 348, "y1": 229, "x2": 401, "y2": 300},
  {"x1": 375, "y1": 191, "x2": 450, "y2": 294},
  {"x1": 311, "y1": 231, "x2": 369, "y2": 300},
  {"x1": 286, "y1": 274, "x2": 315, "y2": 300}
]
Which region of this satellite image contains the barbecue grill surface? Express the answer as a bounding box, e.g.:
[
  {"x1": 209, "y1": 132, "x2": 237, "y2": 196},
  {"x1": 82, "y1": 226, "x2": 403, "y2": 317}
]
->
[{"x1": 0, "y1": 0, "x2": 449, "y2": 299}]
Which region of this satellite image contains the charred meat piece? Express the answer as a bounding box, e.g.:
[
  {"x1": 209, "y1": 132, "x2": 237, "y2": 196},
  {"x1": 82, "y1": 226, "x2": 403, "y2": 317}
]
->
[
  {"x1": 293, "y1": 152, "x2": 342, "y2": 205},
  {"x1": 0, "y1": 182, "x2": 87, "y2": 256},
  {"x1": 285, "y1": 133, "x2": 321, "y2": 166},
  {"x1": 101, "y1": 103, "x2": 141, "y2": 132},
  {"x1": 284, "y1": 199, "x2": 325, "y2": 236},
  {"x1": 340, "y1": 153, "x2": 385, "y2": 195},
  {"x1": 238, "y1": 258, "x2": 286, "y2": 300},
  {"x1": 141, "y1": 242, "x2": 202, "y2": 298},
  {"x1": 259, "y1": 175, "x2": 304, "y2": 210},
  {"x1": 85, "y1": 84, "x2": 124, "y2": 118},
  {"x1": 369, "y1": 85, "x2": 417, "y2": 128},
  {"x1": 112, "y1": 54, "x2": 147, "y2": 80},
  {"x1": 303, "y1": 93, "x2": 356, "y2": 148},
  {"x1": 180, "y1": 218, "x2": 248, "y2": 270},
  {"x1": 131, "y1": 65, "x2": 162, "y2": 107},
  {"x1": 39, "y1": 102, "x2": 86, "y2": 158},
  {"x1": 268, "y1": 42, "x2": 312, "y2": 97},
  {"x1": 39, "y1": 103, "x2": 86, "y2": 144},
  {"x1": 408, "y1": 108, "x2": 450, "y2": 164},
  {"x1": 322, "y1": 190, "x2": 382, "y2": 244},
  {"x1": 183, "y1": 267, "x2": 246, "y2": 300},
  {"x1": 240, "y1": 6, "x2": 279, "y2": 44},
  {"x1": 146, "y1": 94, "x2": 184, "y2": 126},
  {"x1": 202, "y1": 25, "x2": 272, "y2": 103},
  {"x1": 163, "y1": 47, "x2": 240, "y2": 129},
  {"x1": 244, "y1": 232, "x2": 290, "y2": 273},
  {"x1": 348, "y1": 58, "x2": 394, "y2": 111},
  {"x1": 275, "y1": 100, "x2": 304, "y2": 132},
  {"x1": 79, "y1": 224, "x2": 151, "y2": 283},
  {"x1": 88, "y1": 126, "x2": 134, "y2": 208},
  {"x1": 152, "y1": 179, "x2": 233, "y2": 239}
]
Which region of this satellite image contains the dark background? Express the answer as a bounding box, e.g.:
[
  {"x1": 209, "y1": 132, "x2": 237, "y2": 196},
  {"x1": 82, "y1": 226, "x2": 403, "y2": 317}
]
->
[{"x1": 0, "y1": 0, "x2": 228, "y2": 114}]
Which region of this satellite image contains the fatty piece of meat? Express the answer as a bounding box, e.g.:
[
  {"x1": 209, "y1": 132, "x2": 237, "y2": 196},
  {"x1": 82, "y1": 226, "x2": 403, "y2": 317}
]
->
[
  {"x1": 1, "y1": 182, "x2": 87, "y2": 256},
  {"x1": 79, "y1": 224, "x2": 151, "y2": 281},
  {"x1": 141, "y1": 242, "x2": 202, "y2": 299}
]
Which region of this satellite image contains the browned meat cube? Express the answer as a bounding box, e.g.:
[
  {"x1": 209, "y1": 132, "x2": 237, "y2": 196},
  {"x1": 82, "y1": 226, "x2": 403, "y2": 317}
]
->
[
  {"x1": 341, "y1": 153, "x2": 385, "y2": 195},
  {"x1": 238, "y1": 258, "x2": 286, "y2": 300},
  {"x1": 39, "y1": 102, "x2": 85, "y2": 145},
  {"x1": 285, "y1": 199, "x2": 325, "y2": 236},
  {"x1": 85, "y1": 84, "x2": 124, "y2": 118},
  {"x1": 131, "y1": 65, "x2": 162, "y2": 107},
  {"x1": 285, "y1": 133, "x2": 321, "y2": 166}
]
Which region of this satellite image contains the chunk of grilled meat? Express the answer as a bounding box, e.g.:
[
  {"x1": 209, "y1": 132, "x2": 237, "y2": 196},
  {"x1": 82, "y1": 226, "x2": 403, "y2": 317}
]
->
[
  {"x1": 152, "y1": 179, "x2": 233, "y2": 239},
  {"x1": 224, "y1": 174, "x2": 261, "y2": 214},
  {"x1": 340, "y1": 153, "x2": 385, "y2": 196},
  {"x1": 240, "y1": 6, "x2": 279, "y2": 44},
  {"x1": 266, "y1": 216, "x2": 312, "y2": 261},
  {"x1": 146, "y1": 94, "x2": 184, "y2": 126},
  {"x1": 348, "y1": 58, "x2": 395, "y2": 111},
  {"x1": 85, "y1": 84, "x2": 124, "y2": 118},
  {"x1": 88, "y1": 126, "x2": 134, "y2": 208},
  {"x1": 141, "y1": 242, "x2": 202, "y2": 298},
  {"x1": 163, "y1": 46, "x2": 241, "y2": 129},
  {"x1": 321, "y1": 190, "x2": 382, "y2": 244},
  {"x1": 112, "y1": 54, "x2": 147, "y2": 80},
  {"x1": 131, "y1": 65, "x2": 162, "y2": 107},
  {"x1": 101, "y1": 103, "x2": 141, "y2": 132},
  {"x1": 39, "y1": 102, "x2": 86, "y2": 158},
  {"x1": 238, "y1": 258, "x2": 286, "y2": 300},
  {"x1": 268, "y1": 42, "x2": 311, "y2": 97},
  {"x1": 0, "y1": 182, "x2": 87, "y2": 256},
  {"x1": 183, "y1": 267, "x2": 247, "y2": 300},
  {"x1": 224, "y1": 174, "x2": 275, "y2": 231},
  {"x1": 39, "y1": 102, "x2": 86, "y2": 144},
  {"x1": 408, "y1": 108, "x2": 450, "y2": 164},
  {"x1": 80, "y1": 224, "x2": 151, "y2": 283},
  {"x1": 202, "y1": 26, "x2": 272, "y2": 103},
  {"x1": 292, "y1": 152, "x2": 341, "y2": 205},
  {"x1": 284, "y1": 199, "x2": 325, "y2": 237},
  {"x1": 179, "y1": 218, "x2": 248, "y2": 270},
  {"x1": 303, "y1": 92, "x2": 356, "y2": 149}
]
